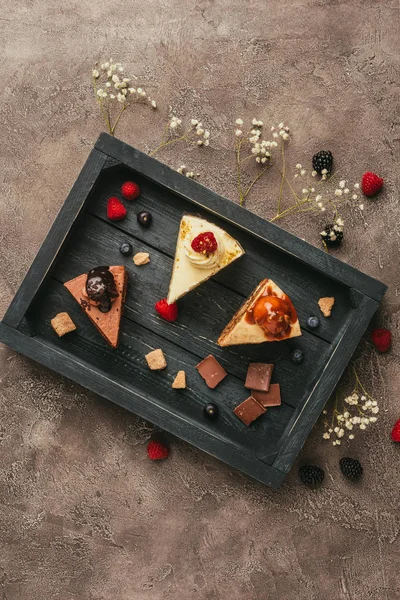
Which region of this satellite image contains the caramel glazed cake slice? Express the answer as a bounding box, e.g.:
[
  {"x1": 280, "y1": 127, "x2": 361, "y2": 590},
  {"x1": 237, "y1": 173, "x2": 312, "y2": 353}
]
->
[{"x1": 218, "y1": 278, "x2": 301, "y2": 346}]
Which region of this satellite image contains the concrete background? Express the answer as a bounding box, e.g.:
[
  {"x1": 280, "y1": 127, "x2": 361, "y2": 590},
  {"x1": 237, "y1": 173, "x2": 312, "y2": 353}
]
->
[{"x1": 1, "y1": 1, "x2": 400, "y2": 598}]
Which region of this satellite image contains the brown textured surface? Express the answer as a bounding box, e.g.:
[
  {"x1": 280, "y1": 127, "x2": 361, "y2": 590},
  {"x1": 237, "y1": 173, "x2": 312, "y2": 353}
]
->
[{"x1": 0, "y1": 1, "x2": 399, "y2": 599}]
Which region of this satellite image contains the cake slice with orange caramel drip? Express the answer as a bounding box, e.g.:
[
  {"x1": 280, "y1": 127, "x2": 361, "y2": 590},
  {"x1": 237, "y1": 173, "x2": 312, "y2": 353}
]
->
[{"x1": 218, "y1": 279, "x2": 301, "y2": 347}]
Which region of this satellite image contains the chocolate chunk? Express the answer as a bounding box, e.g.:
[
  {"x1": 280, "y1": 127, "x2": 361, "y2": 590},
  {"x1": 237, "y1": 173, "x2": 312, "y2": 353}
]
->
[
  {"x1": 234, "y1": 396, "x2": 266, "y2": 426},
  {"x1": 245, "y1": 363, "x2": 273, "y2": 392},
  {"x1": 251, "y1": 383, "x2": 281, "y2": 408},
  {"x1": 196, "y1": 355, "x2": 227, "y2": 389}
]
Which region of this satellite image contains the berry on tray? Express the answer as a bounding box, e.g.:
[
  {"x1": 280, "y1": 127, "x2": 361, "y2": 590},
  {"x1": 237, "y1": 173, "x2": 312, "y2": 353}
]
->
[
  {"x1": 107, "y1": 197, "x2": 127, "y2": 221},
  {"x1": 306, "y1": 316, "x2": 320, "y2": 329},
  {"x1": 203, "y1": 403, "x2": 219, "y2": 419},
  {"x1": 371, "y1": 328, "x2": 391, "y2": 353},
  {"x1": 312, "y1": 150, "x2": 333, "y2": 175},
  {"x1": 191, "y1": 231, "x2": 218, "y2": 254},
  {"x1": 155, "y1": 298, "x2": 178, "y2": 322},
  {"x1": 320, "y1": 223, "x2": 344, "y2": 247},
  {"x1": 137, "y1": 210, "x2": 152, "y2": 228},
  {"x1": 119, "y1": 242, "x2": 133, "y2": 256},
  {"x1": 121, "y1": 181, "x2": 140, "y2": 201},
  {"x1": 391, "y1": 419, "x2": 400, "y2": 442},
  {"x1": 299, "y1": 465, "x2": 324, "y2": 486},
  {"x1": 361, "y1": 172, "x2": 383, "y2": 197},
  {"x1": 339, "y1": 457, "x2": 363, "y2": 481},
  {"x1": 147, "y1": 439, "x2": 169, "y2": 460},
  {"x1": 291, "y1": 348, "x2": 304, "y2": 364}
]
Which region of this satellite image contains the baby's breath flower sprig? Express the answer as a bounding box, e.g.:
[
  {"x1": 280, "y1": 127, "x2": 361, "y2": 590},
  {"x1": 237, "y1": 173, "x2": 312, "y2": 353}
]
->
[
  {"x1": 176, "y1": 165, "x2": 199, "y2": 179},
  {"x1": 92, "y1": 61, "x2": 156, "y2": 136},
  {"x1": 234, "y1": 119, "x2": 286, "y2": 206},
  {"x1": 322, "y1": 367, "x2": 379, "y2": 446},
  {"x1": 149, "y1": 117, "x2": 211, "y2": 157}
]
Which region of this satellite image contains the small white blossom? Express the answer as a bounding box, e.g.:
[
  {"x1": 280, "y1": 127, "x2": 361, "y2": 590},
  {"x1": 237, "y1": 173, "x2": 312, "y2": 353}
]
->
[
  {"x1": 335, "y1": 189, "x2": 343, "y2": 196},
  {"x1": 339, "y1": 180, "x2": 346, "y2": 188},
  {"x1": 352, "y1": 194, "x2": 358, "y2": 200},
  {"x1": 93, "y1": 69, "x2": 99, "y2": 79},
  {"x1": 312, "y1": 170, "x2": 317, "y2": 177},
  {"x1": 300, "y1": 169, "x2": 306, "y2": 176},
  {"x1": 235, "y1": 118, "x2": 244, "y2": 125},
  {"x1": 354, "y1": 182, "x2": 360, "y2": 189},
  {"x1": 359, "y1": 204, "x2": 364, "y2": 210},
  {"x1": 112, "y1": 74, "x2": 120, "y2": 83},
  {"x1": 344, "y1": 188, "x2": 350, "y2": 194},
  {"x1": 302, "y1": 188, "x2": 309, "y2": 195},
  {"x1": 151, "y1": 100, "x2": 157, "y2": 108},
  {"x1": 349, "y1": 434, "x2": 355, "y2": 440},
  {"x1": 235, "y1": 129, "x2": 243, "y2": 136},
  {"x1": 117, "y1": 93, "x2": 126, "y2": 103},
  {"x1": 323, "y1": 432, "x2": 331, "y2": 439},
  {"x1": 97, "y1": 89, "x2": 104, "y2": 97}
]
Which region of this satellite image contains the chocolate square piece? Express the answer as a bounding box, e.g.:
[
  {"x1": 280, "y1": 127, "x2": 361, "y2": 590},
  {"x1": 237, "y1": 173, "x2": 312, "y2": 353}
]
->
[
  {"x1": 196, "y1": 355, "x2": 227, "y2": 389},
  {"x1": 245, "y1": 363, "x2": 273, "y2": 392},
  {"x1": 234, "y1": 396, "x2": 266, "y2": 426},
  {"x1": 251, "y1": 383, "x2": 281, "y2": 408}
]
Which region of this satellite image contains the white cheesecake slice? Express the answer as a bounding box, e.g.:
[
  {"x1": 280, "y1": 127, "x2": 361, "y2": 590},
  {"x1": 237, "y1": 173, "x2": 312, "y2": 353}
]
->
[
  {"x1": 167, "y1": 215, "x2": 245, "y2": 304},
  {"x1": 218, "y1": 279, "x2": 301, "y2": 346}
]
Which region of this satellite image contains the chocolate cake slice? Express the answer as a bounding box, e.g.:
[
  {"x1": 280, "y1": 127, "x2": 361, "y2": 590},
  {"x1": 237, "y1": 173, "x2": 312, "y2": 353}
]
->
[{"x1": 64, "y1": 266, "x2": 128, "y2": 349}]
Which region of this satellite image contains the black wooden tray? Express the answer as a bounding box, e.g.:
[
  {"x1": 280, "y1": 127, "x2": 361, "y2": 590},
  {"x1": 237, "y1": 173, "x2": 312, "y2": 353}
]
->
[{"x1": 0, "y1": 133, "x2": 387, "y2": 488}]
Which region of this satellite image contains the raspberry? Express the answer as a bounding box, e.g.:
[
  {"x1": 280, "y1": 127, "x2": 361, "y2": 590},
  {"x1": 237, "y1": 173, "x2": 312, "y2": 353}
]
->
[
  {"x1": 121, "y1": 181, "x2": 140, "y2": 201},
  {"x1": 107, "y1": 197, "x2": 127, "y2": 221},
  {"x1": 371, "y1": 328, "x2": 391, "y2": 353},
  {"x1": 191, "y1": 232, "x2": 218, "y2": 254},
  {"x1": 391, "y1": 419, "x2": 400, "y2": 443},
  {"x1": 147, "y1": 439, "x2": 169, "y2": 460},
  {"x1": 155, "y1": 298, "x2": 178, "y2": 322},
  {"x1": 361, "y1": 172, "x2": 383, "y2": 197}
]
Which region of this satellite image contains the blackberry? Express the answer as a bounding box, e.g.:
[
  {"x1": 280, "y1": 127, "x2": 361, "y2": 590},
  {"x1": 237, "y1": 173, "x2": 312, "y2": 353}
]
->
[
  {"x1": 320, "y1": 224, "x2": 344, "y2": 248},
  {"x1": 299, "y1": 465, "x2": 325, "y2": 487},
  {"x1": 339, "y1": 457, "x2": 363, "y2": 481},
  {"x1": 312, "y1": 150, "x2": 333, "y2": 175}
]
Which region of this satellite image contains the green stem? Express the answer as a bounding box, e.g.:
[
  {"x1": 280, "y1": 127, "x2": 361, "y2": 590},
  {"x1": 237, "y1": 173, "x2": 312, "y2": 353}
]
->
[
  {"x1": 236, "y1": 138, "x2": 245, "y2": 206},
  {"x1": 110, "y1": 102, "x2": 129, "y2": 136},
  {"x1": 149, "y1": 133, "x2": 191, "y2": 157},
  {"x1": 243, "y1": 164, "x2": 271, "y2": 200},
  {"x1": 277, "y1": 142, "x2": 286, "y2": 215}
]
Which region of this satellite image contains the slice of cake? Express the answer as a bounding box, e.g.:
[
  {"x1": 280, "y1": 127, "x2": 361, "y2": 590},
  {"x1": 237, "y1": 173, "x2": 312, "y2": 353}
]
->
[
  {"x1": 218, "y1": 278, "x2": 301, "y2": 346},
  {"x1": 167, "y1": 215, "x2": 245, "y2": 304},
  {"x1": 64, "y1": 265, "x2": 128, "y2": 349}
]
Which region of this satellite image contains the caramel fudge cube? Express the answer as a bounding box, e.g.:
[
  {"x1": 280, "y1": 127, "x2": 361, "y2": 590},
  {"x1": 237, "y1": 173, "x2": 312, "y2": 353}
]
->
[
  {"x1": 51, "y1": 312, "x2": 76, "y2": 337},
  {"x1": 318, "y1": 297, "x2": 335, "y2": 317},
  {"x1": 145, "y1": 349, "x2": 167, "y2": 370}
]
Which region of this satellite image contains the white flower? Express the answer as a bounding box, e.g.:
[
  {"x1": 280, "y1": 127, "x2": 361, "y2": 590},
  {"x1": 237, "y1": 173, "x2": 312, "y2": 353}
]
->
[
  {"x1": 128, "y1": 88, "x2": 136, "y2": 94},
  {"x1": 328, "y1": 428, "x2": 333, "y2": 434},
  {"x1": 203, "y1": 130, "x2": 210, "y2": 139},
  {"x1": 107, "y1": 70, "x2": 112, "y2": 77},
  {"x1": 117, "y1": 93, "x2": 126, "y2": 103},
  {"x1": 170, "y1": 121, "x2": 178, "y2": 129},
  {"x1": 235, "y1": 129, "x2": 243, "y2": 136},
  {"x1": 106, "y1": 82, "x2": 111, "y2": 88},
  {"x1": 92, "y1": 69, "x2": 99, "y2": 79},
  {"x1": 344, "y1": 188, "x2": 350, "y2": 194},
  {"x1": 112, "y1": 74, "x2": 120, "y2": 83},
  {"x1": 235, "y1": 118, "x2": 244, "y2": 125},
  {"x1": 204, "y1": 139, "x2": 210, "y2": 146},
  {"x1": 323, "y1": 432, "x2": 331, "y2": 439},
  {"x1": 359, "y1": 204, "x2": 364, "y2": 210},
  {"x1": 102, "y1": 91, "x2": 108, "y2": 98},
  {"x1": 317, "y1": 202, "x2": 323, "y2": 208},
  {"x1": 354, "y1": 182, "x2": 360, "y2": 189},
  {"x1": 197, "y1": 140, "x2": 204, "y2": 146},
  {"x1": 300, "y1": 169, "x2": 306, "y2": 176},
  {"x1": 104, "y1": 62, "x2": 109, "y2": 68},
  {"x1": 118, "y1": 66, "x2": 124, "y2": 72},
  {"x1": 302, "y1": 188, "x2": 308, "y2": 195},
  {"x1": 123, "y1": 77, "x2": 130, "y2": 83},
  {"x1": 122, "y1": 88, "x2": 128, "y2": 95},
  {"x1": 312, "y1": 170, "x2": 317, "y2": 177},
  {"x1": 96, "y1": 88, "x2": 104, "y2": 97},
  {"x1": 315, "y1": 195, "x2": 322, "y2": 202},
  {"x1": 369, "y1": 417, "x2": 377, "y2": 423},
  {"x1": 321, "y1": 207, "x2": 326, "y2": 211},
  {"x1": 281, "y1": 132, "x2": 289, "y2": 140},
  {"x1": 337, "y1": 429, "x2": 345, "y2": 438},
  {"x1": 349, "y1": 434, "x2": 355, "y2": 440},
  {"x1": 151, "y1": 100, "x2": 157, "y2": 108},
  {"x1": 321, "y1": 168, "x2": 328, "y2": 175},
  {"x1": 109, "y1": 94, "x2": 115, "y2": 99},
  {"x1": 191, "y1": 119, "x2": 199, "y2": 126},
  {"x1": 334, "y1": 427, "x2": 339, "y2": 433},
  {"x1": 335, "y1": 189, "x2": 343, "y2": 196},
  {"x1": 336, "y1": 217, "x2": 344, "y2": 227},
  {"x1": 371, "y1": 406, "x2": 379, "y2": 414},
  {"x1": 296, "y1": 163, "x2": 302, "y2": 169},
  {"x1": 345, "y1": 421, "x2": 353, "y2": 430},
  {"x1": 339, "y1": 180, "x2": 346, "y2": 188},
  {"x1": 352, "y1": 194, "x2": 358, "y2": 200},
  {"x1": 272, "y1": 132, "x2": 279, "y2": 138},
  {"x1": 360, "y1": 423, "x2": 366, "y2": 430}
]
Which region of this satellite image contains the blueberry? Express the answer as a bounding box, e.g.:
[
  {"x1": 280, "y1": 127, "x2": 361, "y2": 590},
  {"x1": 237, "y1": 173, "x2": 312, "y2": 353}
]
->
[
  {"x1": 137, "y1": 210, "x2": 152, "y2": 228},
  {"x1": 203, "y1": 403, "x2": 219, "y2": 419},
  {"x1": 119, "y1": 242, "x2": 133, "y2": 256},
  {"x1": 291, "y1": 349, "x2": 304, "y2": 364},
  {"x1": 307, "y1": 316, "x2": 320, "y2": 329}
]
